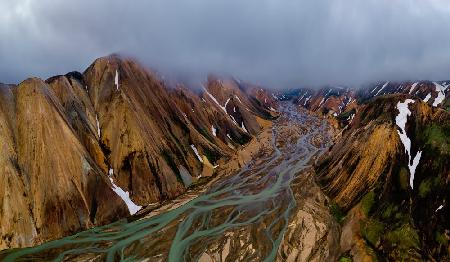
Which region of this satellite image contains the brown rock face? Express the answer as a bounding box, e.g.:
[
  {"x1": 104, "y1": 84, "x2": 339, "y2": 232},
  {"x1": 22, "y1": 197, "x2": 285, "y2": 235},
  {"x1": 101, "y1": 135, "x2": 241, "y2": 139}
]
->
[
  {"x1": 0, "y1": 79, "x2": 128, "y2": 250},
  {"x1": 0, "y1": 55, "x2": 274, "y2": 250}
]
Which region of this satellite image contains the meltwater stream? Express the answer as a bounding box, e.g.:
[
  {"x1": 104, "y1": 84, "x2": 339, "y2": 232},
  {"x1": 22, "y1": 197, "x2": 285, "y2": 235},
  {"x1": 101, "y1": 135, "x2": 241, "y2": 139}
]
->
[{"x1": 1, "y1": 102, "x2": 331, "y2": 262}]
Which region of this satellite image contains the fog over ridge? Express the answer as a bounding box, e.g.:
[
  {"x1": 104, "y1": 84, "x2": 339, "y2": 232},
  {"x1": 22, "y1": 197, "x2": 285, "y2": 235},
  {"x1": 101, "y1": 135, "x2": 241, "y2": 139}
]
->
[{"x1": 1, "y1": 0, "x2": 450, "y2": 88}]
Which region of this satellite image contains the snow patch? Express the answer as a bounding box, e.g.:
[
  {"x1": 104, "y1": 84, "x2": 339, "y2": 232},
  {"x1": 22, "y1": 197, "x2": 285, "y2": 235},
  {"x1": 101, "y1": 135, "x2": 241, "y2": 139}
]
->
[
  {"x1": 409, "y1": 83, "x2": 418, "y2": 94},
  {"x1": 108, "y1": 168, "x2": 142, "y2": 215},
  {"x1": 423, "y1": 93, "x2": 432, "y2": 103},
  {"x1": 190, "y1": 144, "x2": 203, "y2": 163},
  {"x1": 346, "y1": 113, "x2": 355, "y2": 124},
  {"x1": 230, "y1": 115, "x2": 239, "y2": 126},
  {"x1": 409, "y1": 82, "x2": 418, "y2": 94},
  {"x1": 374, "y1": 81, "x2": 389, "y2": 96},
  {"x1": 234, "y1": 95, "x2": 242, "y2": 103},
  {"x1": 95, "y1": 114, "x2": 101, "y2": 137},
  {"x1": 211, "y1": 125, "x2": 217, "y2": 136},
  {"x1": 241, "y1": 122, "x2": 248, "y2": 133},
  {"x1": 304, "y1": 96, "x2": 311, "y2": 106},
  {"x1": 318, "y1": 98, "x2": 325, "y2": 107},
  {"x1": 395, "y1": 99, "x2": 422, "y2": 189},
  {"x1": 432, "y1": 82, "x2": 448, "y2": 107},
  {"x1": 114, "y1": 70, "x2": 119, "y2": 90},
  {"x1": 224, "y1": 98, "x2": 231, "y2": 109},
  {"x1": 204, "y1": 87, "x2": 227, "y2": 113}
]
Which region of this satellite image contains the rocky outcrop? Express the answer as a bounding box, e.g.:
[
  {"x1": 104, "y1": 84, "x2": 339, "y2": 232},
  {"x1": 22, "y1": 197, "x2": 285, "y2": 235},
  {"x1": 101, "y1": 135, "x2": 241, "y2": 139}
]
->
[
  {"x1": 0, "y1": 55, "x2": 276, "y2": 250},
  {"x1": 315, "y1": 95, "x2": 449, "y2": 261}
]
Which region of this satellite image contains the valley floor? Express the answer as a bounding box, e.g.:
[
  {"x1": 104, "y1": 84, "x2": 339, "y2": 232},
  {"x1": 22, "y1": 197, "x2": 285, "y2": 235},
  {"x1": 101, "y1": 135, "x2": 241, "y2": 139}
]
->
[{"x1": 0, "y1": 102, "x2": 340, "y2": 262}]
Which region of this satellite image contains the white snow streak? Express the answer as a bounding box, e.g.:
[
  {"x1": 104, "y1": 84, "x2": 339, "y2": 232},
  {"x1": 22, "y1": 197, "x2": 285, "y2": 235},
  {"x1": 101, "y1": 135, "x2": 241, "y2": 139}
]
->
[
  {"x1": 375, "y1": 81, "x2": 389, "y2": 96},
  {"x1": 241, "y1": 122, "x2": 248, "y2": 133},
  {"x1": 95, "y1": 114, "x2": 101, "y2": 137},
  {"x1": 190, "y1": 144, "x2": 203, "y2": 163},
  {"x1": 114, "y1": 70, "x2": 119, "y2": 90},
  {"x1": 204, "y1": 87, "x2": 227, "y2": 113},
  {"x1": 395, "y1": 99, "x2": 422, "y2": 189},
  {"x1": 423, "y1": 93, "x2": 432, "y2": 103},
  {"x1": 224, "y1": 98, "x2": 231, "y2": 109},
  {"x1": 304, "y1": 96, "x2": 311, "y2": 106},
  {"x1": 108, "y1": 168, "x2": 142, "y2": 215},
  {"x1": 318, "y1": 98, "x2": 325, "y2": 107},
  {"x1": 235, "y1": 95, "x2": 242, "y2": 103},
  {"x1": 432, "y1": 82, "x2": 448, "y2": 107},
  {"x1": 409, "y1": 82, "x2": 418, "y2": 94},
  {"x1": 211, "y1": 125, "x2": 217, "y2": 136}
]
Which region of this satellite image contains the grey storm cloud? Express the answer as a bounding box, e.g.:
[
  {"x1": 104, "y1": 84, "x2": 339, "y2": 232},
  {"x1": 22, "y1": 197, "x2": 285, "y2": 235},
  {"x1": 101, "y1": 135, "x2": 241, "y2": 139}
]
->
[{"x1": 1, "y1": 0, "x2": 450, "y2": 88}]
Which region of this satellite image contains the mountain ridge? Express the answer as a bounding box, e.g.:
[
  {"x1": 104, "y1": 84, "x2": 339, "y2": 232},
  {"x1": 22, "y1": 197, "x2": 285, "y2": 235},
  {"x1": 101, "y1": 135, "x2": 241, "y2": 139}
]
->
[{"x1": 0, "y1": 55, "x2": 277, "y2": 249}]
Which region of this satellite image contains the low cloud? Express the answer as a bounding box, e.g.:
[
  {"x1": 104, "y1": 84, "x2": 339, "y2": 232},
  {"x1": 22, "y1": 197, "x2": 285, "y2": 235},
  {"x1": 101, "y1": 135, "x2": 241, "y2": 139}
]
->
[{"x1": 1, "y1": 0, "x2": 450, "y2": 88}]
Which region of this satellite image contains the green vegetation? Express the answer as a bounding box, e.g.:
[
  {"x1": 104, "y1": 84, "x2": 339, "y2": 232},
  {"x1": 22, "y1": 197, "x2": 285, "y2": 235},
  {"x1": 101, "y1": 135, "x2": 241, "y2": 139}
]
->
[
  {"x1": 338, "y1": 256, "x2": 352, "y2": 262},
  {"x1": 435, "y1": 231, "x2": 449, "y2": 245},
  {"x1": 337, "y1": 108, "x2": 356, "y2": 121},
  {"x1": 384, "y1": 223, "x2": 420, "y2": 250},
  {"x1": 161, "y1": 150, "x2": 182, "y2": 182},
  {"x1": 231, "y1": 133, "x2": 251, "y2": 145},
  {"x1": 381, "y1": 203, "x2": 398, "y2": 220},
  {"x1": 203, "y1": 147, "x2": 220, "y2": 164},
  {"x1": 198, "y1": 127, "x2": 213, "y2": 142},
  {"x1": 361, "y1": 191, "x2": 375, "y2": 216},
  {"x1": 361, "y1": 219, "x2": 384, "y2": 247},
  {"x1": 418, "y1": 178, "x2": 435, "y2": 198},
  {"x1": 329, "y1": 201, "x2": 346, "y2": 224},
  {"x1": 419, "y1": 177, "x2": 440, "y2": 198},
  {"x1": 398, "y1": 167, "x2": 409, "y2": 190},
  {"x1": 423, "y1": 124, "x2": 449, "y2": 153}
]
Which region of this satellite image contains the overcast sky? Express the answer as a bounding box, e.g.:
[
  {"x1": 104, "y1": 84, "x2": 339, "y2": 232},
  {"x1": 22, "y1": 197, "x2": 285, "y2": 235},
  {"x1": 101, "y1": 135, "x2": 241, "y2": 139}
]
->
[{"x1": 1, "y1": 0, "x2": 450, "y2": 88}]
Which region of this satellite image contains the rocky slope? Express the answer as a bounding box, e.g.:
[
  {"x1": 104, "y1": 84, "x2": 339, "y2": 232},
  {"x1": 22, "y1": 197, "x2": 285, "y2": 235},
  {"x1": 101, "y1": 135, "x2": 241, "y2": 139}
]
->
[
  {"x1": 315, "y1": 95, "x2": 449, "y2": 261},
  {"x1": 0, "y1": 55, "x2": 276, "y2": 250}
]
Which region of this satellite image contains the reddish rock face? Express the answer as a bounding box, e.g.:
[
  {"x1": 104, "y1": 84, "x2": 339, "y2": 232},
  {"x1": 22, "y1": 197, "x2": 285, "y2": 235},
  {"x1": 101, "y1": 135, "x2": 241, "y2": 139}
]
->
[{"x1": 0, "y1": 55, "x2": 275, "y2": 250}]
